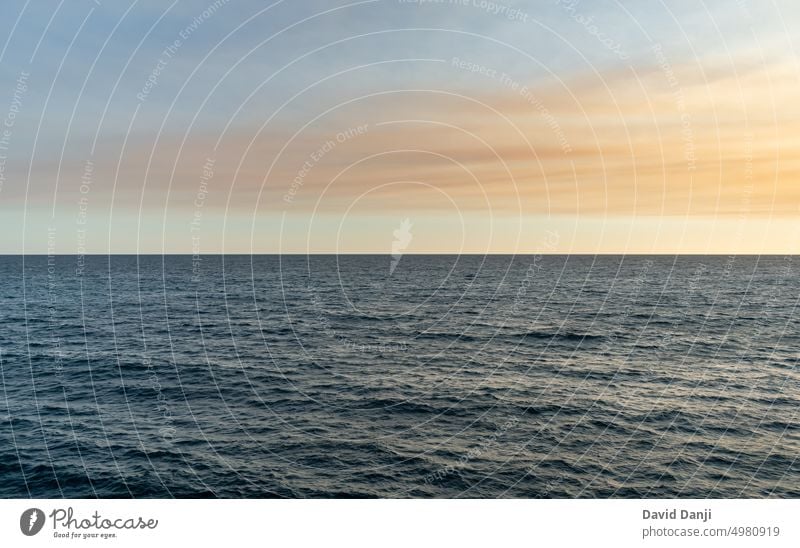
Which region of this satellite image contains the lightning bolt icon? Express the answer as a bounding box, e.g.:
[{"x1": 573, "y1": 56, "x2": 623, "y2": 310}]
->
[{"x1": 28, "y1": 510, "x2": 38, "y2": 532}]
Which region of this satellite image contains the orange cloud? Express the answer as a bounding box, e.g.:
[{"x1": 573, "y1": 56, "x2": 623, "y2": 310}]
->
[{"x1": 163, "y1": 51, "x2": 797, "y2": 224}]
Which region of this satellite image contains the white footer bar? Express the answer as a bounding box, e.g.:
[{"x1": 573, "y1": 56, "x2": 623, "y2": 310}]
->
[{"x1": 1, "y1": 500, "x2": 796, "y2": 547}]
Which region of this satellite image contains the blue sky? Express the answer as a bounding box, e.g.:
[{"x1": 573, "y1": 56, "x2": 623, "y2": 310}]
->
[{"x1": 1, "y1": 0, "x2": 799, "y2": 253}]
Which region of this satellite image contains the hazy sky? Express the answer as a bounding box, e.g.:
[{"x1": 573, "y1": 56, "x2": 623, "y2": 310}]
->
[{"x1": 1, "y1": 0, "x2": 799, "y2": 253}]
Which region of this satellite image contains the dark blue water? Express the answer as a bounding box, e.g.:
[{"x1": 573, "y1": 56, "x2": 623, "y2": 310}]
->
[{"x1": 1, "y1": 255, "x2": 798, "y2": 498}]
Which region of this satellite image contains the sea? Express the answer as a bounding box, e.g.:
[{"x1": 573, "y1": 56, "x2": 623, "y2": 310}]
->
[{"x1": 0, "y1": 254, "x2": 798, "y2": 498}]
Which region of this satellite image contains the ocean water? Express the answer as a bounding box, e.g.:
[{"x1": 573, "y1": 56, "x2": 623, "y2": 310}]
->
[{"x1": 0, "y1": 254, "x2": 798, "y2": 498}]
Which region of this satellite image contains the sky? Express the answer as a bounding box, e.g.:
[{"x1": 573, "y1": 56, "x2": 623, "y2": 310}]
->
[{"x1": 1, "y1": 0, "x2": 799, "y2": 254}]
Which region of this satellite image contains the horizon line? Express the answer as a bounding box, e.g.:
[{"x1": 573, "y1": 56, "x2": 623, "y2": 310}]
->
[{"x1": 2, "y1": 253, "x2": 798, "y2": 257}]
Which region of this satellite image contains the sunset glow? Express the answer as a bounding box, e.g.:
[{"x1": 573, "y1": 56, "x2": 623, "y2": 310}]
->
[{"x1": 2, "y1": 0, "x2": 798, "y2": 253}]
